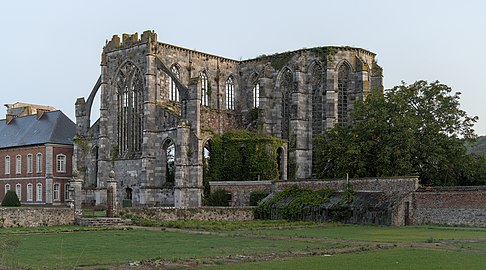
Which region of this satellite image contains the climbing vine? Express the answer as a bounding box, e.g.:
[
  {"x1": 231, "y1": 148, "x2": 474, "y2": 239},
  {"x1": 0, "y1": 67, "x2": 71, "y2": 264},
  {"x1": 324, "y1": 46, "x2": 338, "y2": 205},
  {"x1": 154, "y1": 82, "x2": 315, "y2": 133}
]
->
[
  {"x1": 204, "y1": 130, "x2": 285, "y2": 182},
  {"x1": 313, "y1": 46, "x2": 337, "y2": 63},
  {"x1": 254, "y1": 186, "x2": 334, "y2": 221}
]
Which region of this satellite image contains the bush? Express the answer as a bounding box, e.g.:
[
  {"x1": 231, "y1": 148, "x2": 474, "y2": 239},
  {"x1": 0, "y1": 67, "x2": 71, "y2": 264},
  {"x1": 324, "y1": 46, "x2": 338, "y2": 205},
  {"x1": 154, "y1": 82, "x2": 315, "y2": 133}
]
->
[
  {"x1": 249, "y1": 191, "x2": 269, "y2": 206},
  {"x1": 205, "y1": 189, "x2": 231, "y2": 206},
  {"x1": 1, "y1": 190, "x2": 21, "y2": 207}
]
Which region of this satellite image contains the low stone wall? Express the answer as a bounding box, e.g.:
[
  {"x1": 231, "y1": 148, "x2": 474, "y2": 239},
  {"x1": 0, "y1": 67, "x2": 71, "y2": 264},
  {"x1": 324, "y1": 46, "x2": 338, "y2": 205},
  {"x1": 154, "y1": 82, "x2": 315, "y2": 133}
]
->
[
  {"x1": 209, "y1": 181, "x2": 273, "y2": 206},
  {"x1": 122, "y1": 207, "x2": 254, "y2": 221},
  {"x1": 0, "y1": 207, "x2": 75, "y2": 228},
  {"x1": 275, "y1": 177, "x2": 419, "y2": 194},
  {"x1": 414, "y1": 186, "x2": 486, "y2": 227}
]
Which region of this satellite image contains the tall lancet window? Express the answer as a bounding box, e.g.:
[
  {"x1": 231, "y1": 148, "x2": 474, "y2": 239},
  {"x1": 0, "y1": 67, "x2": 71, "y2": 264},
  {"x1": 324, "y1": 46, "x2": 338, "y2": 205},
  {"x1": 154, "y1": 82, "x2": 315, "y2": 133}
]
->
[
  {"x1": 280, "y1": 68, "x2": 293, "y2": 140},
  {"x1": 169, "y1": 65, "x2": 180, "y2": 101},
  {"x1": 116, "y1": 62, "x2": 144, "y2": 157},
  {"x1": 337, "y1": 63, "x2": 350, "y2": 125},
  {"x1": 200, "y1": 72, "x2": 209, "y2": 106},
  {"x1": 225, "y1": 76, "x2": 235, "y2": 110}
]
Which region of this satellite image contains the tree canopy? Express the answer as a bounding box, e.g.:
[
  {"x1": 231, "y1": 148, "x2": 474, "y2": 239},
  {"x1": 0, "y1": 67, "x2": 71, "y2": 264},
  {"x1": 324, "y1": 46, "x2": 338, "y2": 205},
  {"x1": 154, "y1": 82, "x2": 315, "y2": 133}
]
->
[{"x1": 314, "y1": 80, "x2": 485, "y2": 185}]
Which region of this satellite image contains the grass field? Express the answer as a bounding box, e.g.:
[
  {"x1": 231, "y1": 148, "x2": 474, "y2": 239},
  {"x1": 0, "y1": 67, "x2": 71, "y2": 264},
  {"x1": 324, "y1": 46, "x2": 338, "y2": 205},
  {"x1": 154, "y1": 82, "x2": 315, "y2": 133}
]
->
[{"x1": 1, "y1": 221, "x2": 486, "y2": 269}]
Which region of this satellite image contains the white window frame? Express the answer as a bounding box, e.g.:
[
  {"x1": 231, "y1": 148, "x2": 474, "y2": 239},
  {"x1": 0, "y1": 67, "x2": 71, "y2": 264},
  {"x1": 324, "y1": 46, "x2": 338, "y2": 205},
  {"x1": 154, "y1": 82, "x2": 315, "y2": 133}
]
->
[
  {"x1": 15, "y1": 183, "x2": 21, "y2": 200},
  {"x1": 5, "y1": 184, "x2": 10, "y2": 194},
  {"x1": 16, "y1": 155, "x2": 21, "y2": 174},
  {"x1": 36, "y1": 183, "x2": 43, "y2": 202},
  {"x1": 56, "y1": 154, "x2": 66, "y2": 173},
  {"x1": 53, "y1": 183, "x2": 60, "y2": 201},
  {"x1": 65, "y1": 183, "x2": 70, "y2": 201},
  {"x1": 36, "y1": 153, "x2": 43, "y2": 173},
  {"x1": 27, "y1": 154, "x2": 33, "y2": 174},
  {"x1": 5, "y1": 156, "x2": 10, "y2": 175},
  {"x1": 27, "y1": 183, "x2": 33, "y2": 202}
]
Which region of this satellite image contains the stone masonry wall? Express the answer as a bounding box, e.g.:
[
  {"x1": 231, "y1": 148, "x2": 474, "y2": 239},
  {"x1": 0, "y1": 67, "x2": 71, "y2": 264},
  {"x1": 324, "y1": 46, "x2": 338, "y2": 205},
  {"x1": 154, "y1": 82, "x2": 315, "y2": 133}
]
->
[
  {"x1": 275, "y1": 177, "x2": 419, "y2": 193},
  {"x1": 210, "y1": 181, "x2": 273, "y2": 206},
  {"x1": 414, "y1": 186, "x2": 486, "y2": 227},
  {"x1": 0, "y1": 207, "x2": 75, "y2": 228},
  {"x1": 122, "y1": 207, "x2": 254, "y2": 221}
]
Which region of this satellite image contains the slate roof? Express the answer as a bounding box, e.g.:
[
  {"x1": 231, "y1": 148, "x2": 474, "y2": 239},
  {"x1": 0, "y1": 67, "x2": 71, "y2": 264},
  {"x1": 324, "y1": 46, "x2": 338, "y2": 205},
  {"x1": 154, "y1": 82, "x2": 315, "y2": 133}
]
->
[{"x1": 0, "y1": 111, "x2": 76, "y2": 149}]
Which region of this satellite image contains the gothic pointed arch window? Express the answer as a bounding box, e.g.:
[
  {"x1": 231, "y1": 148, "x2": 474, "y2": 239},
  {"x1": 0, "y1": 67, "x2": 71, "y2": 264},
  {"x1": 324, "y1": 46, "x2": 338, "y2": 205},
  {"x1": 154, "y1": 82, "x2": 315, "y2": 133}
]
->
[
  {"x1": 225, "y1": 76, "x2": 235, "y2": 110},
  {"x1": 338, "y1": 63, "x2": 350, "y2": 125},
  {"x1": 311, "y1": 63, "x2": 324, "y2": 136},
  {"x1": 116, "y1": 62, "x2": 144, "y2": 157},
  {"x1": 169, "y1": 65, "x2": 180, "y2": 101},
  {"x1": 200, "y1": 72, "x2": 209, "y2": 106},
  {"x1": 250, "y1": 73, "x2": 260, "y2": 108},
  {"x1": 280, "y1": 68, "x2": 293, "y2": 139}
]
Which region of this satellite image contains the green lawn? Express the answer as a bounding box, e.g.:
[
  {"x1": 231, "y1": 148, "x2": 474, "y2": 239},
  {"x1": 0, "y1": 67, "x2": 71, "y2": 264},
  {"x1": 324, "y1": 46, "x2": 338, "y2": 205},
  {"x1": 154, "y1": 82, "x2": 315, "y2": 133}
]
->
[
  {"x1": 236, "y1": 224, "x2": 486, "y2": 243},
  {"x1": 0, "y1": 227, "x2": 340, "y2": 269},
  {"x1": 1, "y1": 222, "x2": 486, "y2": 269},
  {"x1": 204, "y1": 248, "x2": 486, "y2": 270}
]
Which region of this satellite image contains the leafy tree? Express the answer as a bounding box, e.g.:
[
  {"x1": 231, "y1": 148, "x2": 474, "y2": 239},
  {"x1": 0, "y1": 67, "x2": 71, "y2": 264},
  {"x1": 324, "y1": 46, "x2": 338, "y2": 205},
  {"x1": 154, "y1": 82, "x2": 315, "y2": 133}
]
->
[
  {"x1": 1, "y1": 190, "x2": 21, "y2": 207},
  {"x1": 314, "y1": 80, "x2": 481, "y2": 185}
]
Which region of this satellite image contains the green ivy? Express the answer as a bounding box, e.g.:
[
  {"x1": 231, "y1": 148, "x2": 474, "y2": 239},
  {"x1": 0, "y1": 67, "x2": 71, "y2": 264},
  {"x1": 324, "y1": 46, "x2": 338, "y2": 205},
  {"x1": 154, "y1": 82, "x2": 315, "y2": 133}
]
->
[
  {"x1": 73, "y1": 136, "x2": 89, "y2": 154},
  {"x1": 204, "y1": 130, "x2": 285, "y2": 182},
  {"x1": 313, "y1": 46, "x2": 337, "y2": 63},
  {"x1": 254, "y1": 186, "x2": 334, "y2": 221}
]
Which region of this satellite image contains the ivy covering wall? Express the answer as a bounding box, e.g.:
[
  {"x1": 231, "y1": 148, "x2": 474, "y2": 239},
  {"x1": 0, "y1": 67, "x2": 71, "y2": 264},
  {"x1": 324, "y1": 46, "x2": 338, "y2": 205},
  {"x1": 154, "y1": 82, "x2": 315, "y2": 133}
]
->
[{"x1": 204, "y1": 130, "x2": 285, "y2": 182}]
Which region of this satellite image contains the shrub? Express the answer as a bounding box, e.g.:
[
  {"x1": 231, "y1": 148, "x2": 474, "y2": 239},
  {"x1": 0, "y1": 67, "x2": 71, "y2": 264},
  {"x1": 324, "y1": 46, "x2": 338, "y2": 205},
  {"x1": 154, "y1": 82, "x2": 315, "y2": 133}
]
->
[
  {"x1": 1, "y1": 190, "x2": 21, "y2": 207},
  {"x1": 205, "y1": 189, "x2": 231, "y2": 206},
  {"x1": 249, "y1": 191, "x2": 269, "y2": 206}
]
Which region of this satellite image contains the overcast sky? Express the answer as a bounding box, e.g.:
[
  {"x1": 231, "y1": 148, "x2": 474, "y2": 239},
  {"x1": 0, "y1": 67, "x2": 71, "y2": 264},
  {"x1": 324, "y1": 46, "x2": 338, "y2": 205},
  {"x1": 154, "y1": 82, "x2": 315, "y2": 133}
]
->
[{"x1": 1, "y1": 0, "x2": 485, "y2": 134}]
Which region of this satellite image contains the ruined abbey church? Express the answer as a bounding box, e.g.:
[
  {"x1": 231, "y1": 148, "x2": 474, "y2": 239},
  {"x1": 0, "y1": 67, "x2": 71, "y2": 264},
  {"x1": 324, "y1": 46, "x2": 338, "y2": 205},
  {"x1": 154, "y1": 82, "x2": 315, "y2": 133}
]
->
[{"x1": 75, "y1": 30, "x2": 383, "y2": 208}]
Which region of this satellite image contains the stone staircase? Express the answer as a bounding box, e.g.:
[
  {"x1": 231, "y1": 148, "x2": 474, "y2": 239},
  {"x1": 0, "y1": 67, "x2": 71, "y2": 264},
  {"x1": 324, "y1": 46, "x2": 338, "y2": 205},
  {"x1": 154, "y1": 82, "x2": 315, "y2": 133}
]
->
[{"x1": 76, "y1": 217, "x2": 133, "y2": 227}]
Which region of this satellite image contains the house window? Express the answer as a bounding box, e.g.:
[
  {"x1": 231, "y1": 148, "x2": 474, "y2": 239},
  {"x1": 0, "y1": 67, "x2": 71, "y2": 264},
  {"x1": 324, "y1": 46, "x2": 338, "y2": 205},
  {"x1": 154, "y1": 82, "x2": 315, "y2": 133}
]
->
[
  {"x1": 4, "y1": 184, "x2": 10, "y2": 194},
  {"x1": 56, "y1": 154, "x2": 66, "y2": 173},
  {"x1": 4, "y1": 156, "x2": 10, "y2": 175},
  {"x1": 225, "y1": 77, "x2": 235, "y2": 110},
  {"x1": 16, "y1": 155, "x2": 21, "y2": 174},
  {"x1": 53, "y1": 183, "x2": 60, "y2": 201},
  {"x1": 200, "y1": 72, "x2": 209, "y2": 106},
  {"x1": 27, "y1": 154, "x2": 33, "y2": 173},
  {"x1": 169, "y1": 65, "x2": 180, "y2": 101},
  {"x1": 15, "y1": 183, "x2": 21, "y2": 200},
  {"x1": 253, "y1": 83, "x2": 260, "y2": 108},
  {"x1": 27, "y1": 184, "x2": 33, "y2": 202},
  {"x1": 65, "y1": 183, "x2": 70, "y2": 201},
  {"x1": 116, "y1": 62, "x2": 143, "y2": 157},
  {"x1": 36, "y1": 183, "x2": 43, "y2": 202},
  {"x1": 36, "y1": 153, "x2": 43, "y2": 173},
  {"x1": 338, "y1": 63, "x2": 350, "y2": 125}
]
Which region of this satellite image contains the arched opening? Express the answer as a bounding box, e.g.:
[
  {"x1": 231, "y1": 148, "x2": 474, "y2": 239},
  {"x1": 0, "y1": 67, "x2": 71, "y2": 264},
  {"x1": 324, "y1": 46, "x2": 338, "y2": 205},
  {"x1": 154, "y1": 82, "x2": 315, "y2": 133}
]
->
[
  {"x1": 162, "y1": 139, "x2": 175, "y2": 185},
  {"x1": 89, "y1": 89, "x2": 101, "y2": 128},
  {"x1": 203, "y1": 140, "x2": 212, "y2": 197},
  {"x1": 125, "y1": 187, "x2": 133, "y2": 200},
  {"x1": 277, "y1": 147, "x2": 285, "y2": 180},
  {"x1": 279, "y1": 68, "x2": 293, "y2": 140}
]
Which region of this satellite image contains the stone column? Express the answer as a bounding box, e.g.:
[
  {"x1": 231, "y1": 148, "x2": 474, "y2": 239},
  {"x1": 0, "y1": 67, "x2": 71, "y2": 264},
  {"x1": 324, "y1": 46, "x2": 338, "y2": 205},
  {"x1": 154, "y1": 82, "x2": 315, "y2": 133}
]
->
[
  {"x1": 70, "y1": 170, "x2": 84, "y2": 218},
  {"x1": 106, "y1": 170, "x2": 118, "y2": 217}
]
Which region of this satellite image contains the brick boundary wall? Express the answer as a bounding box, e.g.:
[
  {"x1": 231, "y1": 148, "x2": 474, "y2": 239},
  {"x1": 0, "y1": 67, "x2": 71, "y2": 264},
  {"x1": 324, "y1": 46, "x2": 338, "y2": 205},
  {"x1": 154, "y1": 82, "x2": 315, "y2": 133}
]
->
[
  {"x1": 122, "y1": 207, "x2": 254, "y2": 221},
  {"x1": 414, "y1": 186, "x2": 486, "y2": 227},
  {"x1": 0, "y1": 207, "x2": 75, "y2": 228}
]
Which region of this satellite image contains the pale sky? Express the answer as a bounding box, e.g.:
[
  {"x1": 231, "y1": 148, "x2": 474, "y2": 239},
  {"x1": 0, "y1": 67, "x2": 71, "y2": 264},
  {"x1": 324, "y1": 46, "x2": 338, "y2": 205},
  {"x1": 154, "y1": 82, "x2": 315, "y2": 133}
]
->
[{"x1": 1, "y1": 0, "x2": 485, "y2": 134}]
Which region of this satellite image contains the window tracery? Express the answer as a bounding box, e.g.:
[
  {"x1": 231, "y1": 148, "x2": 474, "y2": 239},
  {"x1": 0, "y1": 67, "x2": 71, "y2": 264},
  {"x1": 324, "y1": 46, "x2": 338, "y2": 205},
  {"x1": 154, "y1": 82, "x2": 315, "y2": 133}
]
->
[
  {"x1": 116, "y1": 62, "x2": 143, "y2": 157},
  {"x1": 338, "y1": 63, "x2": 350, "y2": 125},
  {"x1": 225, "y1": 77, "x2": 235, "y2": 110}
]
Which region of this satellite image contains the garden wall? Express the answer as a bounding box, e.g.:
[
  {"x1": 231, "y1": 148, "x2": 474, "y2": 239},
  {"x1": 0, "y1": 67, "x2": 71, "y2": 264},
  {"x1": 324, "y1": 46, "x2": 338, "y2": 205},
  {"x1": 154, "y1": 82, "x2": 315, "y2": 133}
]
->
[
  {"x1": 0, "y1": 207, "x2": 75, "y2": 228},
  {"x1": 122, "y1": 207, "x2": 254, "y2": 221},
  {"x1": 209, "y1": 181, "x2": 273, "y2": 206},
  {"x1": 414, "y1": 186, "x2": 486, "y2": 227},
  {"x1": 275, "y1": 177, "x2": 419, "y2": 194}
]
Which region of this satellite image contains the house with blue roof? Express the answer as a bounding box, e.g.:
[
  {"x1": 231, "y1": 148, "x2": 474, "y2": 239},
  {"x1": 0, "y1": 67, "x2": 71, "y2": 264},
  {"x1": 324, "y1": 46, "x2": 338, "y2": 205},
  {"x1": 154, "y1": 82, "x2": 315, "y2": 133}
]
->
[{"x1": 0, "y1": 104, "x2": 76, "y2": 205}]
